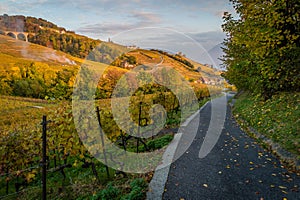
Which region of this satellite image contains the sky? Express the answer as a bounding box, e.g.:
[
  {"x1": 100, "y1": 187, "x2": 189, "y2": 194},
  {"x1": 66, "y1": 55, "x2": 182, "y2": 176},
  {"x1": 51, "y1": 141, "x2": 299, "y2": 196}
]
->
[{"x1": 0, "y1": 0, "x2": 236, "y2": 67}]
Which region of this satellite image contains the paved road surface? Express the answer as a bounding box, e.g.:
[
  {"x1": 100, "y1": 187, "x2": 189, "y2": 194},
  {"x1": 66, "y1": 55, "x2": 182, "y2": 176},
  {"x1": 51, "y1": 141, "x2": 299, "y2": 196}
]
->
[{"x1": 151, "y1": 94, "x2": 300, "y2": 199}]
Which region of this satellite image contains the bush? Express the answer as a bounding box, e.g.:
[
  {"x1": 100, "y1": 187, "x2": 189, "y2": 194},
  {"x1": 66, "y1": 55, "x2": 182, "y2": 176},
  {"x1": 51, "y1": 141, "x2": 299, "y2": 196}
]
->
[
  {"x1": 95, "y1": 183, "x2": 120, "y2": 200},
  {"x1": 121, "y1": 178, "x2": 148, "y2": 200},
  {"x1": 147, "y1": 134, "x2": 173, "y2": 150}
]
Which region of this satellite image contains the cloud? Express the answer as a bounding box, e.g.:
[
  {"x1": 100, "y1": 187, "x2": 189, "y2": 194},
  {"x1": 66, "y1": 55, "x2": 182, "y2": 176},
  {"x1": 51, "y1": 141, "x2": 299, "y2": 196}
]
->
[
  {"x1": 0, "y1": 4, "x2": 9, "y2": 13},
  {"x1": 131, "y1": 11, "x2": 161, "y2": 25},
  {"x1": 188, "y1": 31, "x2": 225, "y2": 50},
  {"x1": 77, "y1": 23, "x2": 134, "y2": 35},
  {"x1": 76, "y1": 11, "x2": 161, "y2": 36}
]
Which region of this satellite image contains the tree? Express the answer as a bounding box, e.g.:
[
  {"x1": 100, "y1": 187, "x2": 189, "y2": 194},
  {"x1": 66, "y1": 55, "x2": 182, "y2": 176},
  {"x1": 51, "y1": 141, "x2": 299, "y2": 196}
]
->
[{"x1": 222, "y1": 0, "x2": 300, "y2": 99}]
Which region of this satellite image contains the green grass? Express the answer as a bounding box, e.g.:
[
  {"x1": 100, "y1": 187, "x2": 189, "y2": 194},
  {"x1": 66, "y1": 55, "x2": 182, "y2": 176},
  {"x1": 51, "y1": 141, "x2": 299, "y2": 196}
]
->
[
  {"x1": 1, "y1": 157, "x2": 147, "y2": 200},
  {"x1": 233, "y1": 92, "x2": 300, "y2": 156}
]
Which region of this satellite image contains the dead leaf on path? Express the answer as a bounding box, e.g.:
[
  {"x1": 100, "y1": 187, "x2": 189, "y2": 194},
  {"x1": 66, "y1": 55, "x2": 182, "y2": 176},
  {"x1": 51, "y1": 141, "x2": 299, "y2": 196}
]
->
[
  {"x1": 291, "y1": 185, "x2": 299, "y2": 192},
  {"x1": 279, "y1": 186, "x2": 287, "y2": 189},
  {"x1": 226, "y1": 165, "x2": 230, "y2": 169},
  {"x1": 270, "y1": 185, "x2": 275, "y2": 188},
  {"x1": 203, "y1": 184, "x2": 208, "y2": 188}
]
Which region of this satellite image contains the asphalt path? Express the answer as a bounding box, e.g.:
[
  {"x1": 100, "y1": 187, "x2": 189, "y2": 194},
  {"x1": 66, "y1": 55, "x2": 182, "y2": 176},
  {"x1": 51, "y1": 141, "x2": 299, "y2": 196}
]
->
[{"x1": 160, "y1": 94, "x2": 300, "y2": 199}]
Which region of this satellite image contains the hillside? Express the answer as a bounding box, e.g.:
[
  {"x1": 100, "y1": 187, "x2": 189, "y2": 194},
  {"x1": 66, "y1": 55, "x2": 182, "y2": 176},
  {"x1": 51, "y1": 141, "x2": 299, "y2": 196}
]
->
[
  {"x1": 0, "y1": 34, "x2": 113, "y2": 99},
  {"x1": 0, "y1": 14, "x2": 225, "y2": 100},
  {"x1": 0, "y1": 14, "x2": 223, "y2": 87},
  {"x1": 112, "y1": 48, "x2": 223, "y2": 86},
  {"x1": 0, "y1": 14, "x2": 128, "y2": 61},
  {"x1": 0, "y1": 34, "x2": 83, "y2": 66}
]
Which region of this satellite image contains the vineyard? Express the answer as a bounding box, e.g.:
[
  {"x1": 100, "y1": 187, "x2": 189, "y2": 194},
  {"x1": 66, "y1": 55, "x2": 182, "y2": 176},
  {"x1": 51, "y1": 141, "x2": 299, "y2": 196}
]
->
[
  {"x1": 0, "y1": 30, "x2": 225, "y2": 199},
  {"x1": 0, "y1": 81, "x2": 222, "y2": 199}
]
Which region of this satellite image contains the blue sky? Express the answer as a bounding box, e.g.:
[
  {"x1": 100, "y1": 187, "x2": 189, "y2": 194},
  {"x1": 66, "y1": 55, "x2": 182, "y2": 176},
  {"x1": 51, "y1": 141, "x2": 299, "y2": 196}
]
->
[{"x1": 0, "y1": 0, "x2": 235, "y2": 66}]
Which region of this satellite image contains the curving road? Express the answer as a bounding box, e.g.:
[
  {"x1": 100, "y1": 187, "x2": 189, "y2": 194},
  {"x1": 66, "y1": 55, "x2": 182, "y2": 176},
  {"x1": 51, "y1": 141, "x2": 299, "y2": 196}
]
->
[{"x1": 148, "y1": 94, "x2": 300, "y2": 200}]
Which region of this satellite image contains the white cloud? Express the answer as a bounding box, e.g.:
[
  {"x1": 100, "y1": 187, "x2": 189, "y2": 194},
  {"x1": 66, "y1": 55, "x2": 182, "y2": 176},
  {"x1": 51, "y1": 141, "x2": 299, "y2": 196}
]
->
[
  {"x1": 77, "y1": 11, "x2": 161, "y2": 36},
  {"x1": 131, "y1": 11, "x2": 161, "y2": 25}
]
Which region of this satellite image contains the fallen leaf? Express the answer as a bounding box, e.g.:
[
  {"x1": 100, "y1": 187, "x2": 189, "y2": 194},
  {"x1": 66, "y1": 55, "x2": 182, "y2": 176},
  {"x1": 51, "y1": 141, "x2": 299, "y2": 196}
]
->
[
  {"x1": 279, "y1": 186, "x2": 287, "y2": 189},
  {"x1": 203, "y1": 184, "x2": 208, "y2": 188}
]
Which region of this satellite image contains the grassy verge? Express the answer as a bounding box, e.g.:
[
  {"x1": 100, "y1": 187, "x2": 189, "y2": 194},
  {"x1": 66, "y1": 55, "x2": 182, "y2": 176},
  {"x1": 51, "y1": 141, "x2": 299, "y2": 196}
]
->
[{"x1": 233, "y1": 92, "x2": 300, "y2": 158}]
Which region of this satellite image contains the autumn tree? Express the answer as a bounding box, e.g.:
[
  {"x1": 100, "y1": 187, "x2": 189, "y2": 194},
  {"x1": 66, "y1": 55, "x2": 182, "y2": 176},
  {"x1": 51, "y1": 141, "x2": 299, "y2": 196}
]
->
[{"x1": 222, "y1": 0, "x2": 300, "y2": 99}]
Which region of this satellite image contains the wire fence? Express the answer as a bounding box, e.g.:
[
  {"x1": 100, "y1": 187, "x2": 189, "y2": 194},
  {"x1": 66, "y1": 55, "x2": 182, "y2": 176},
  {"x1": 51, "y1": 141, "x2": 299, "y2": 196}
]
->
[
  {"x1": 0, "y1": 93, "x2": 194, "y2": 199},
  {"x1": 0, "y1": 103, "x2": 156, "y2": 199}
]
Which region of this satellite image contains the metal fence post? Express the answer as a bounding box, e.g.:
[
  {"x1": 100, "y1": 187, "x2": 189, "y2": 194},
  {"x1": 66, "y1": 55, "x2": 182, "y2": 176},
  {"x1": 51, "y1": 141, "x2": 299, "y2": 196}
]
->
[
  {"x1": 96, "y1": 107, "x2": 110, "y2": 178},
  {"x1": 42, "y1": 115, "x2": 47, "y2": 200}
]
